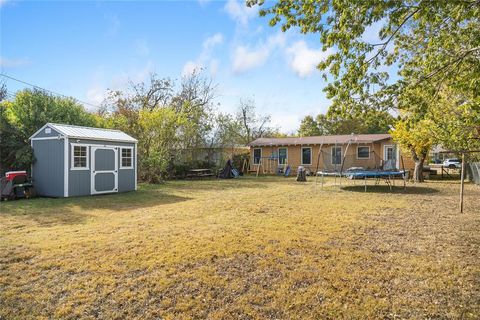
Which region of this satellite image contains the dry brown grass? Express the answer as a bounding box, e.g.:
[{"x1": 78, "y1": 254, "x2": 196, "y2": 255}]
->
[{"x1": 0, "y1": 176, "x2": 479, "y2": 319}]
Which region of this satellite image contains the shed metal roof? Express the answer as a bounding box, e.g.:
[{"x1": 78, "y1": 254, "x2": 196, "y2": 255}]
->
[
  {"x1": 31, "y1": 123, "x2": 138, "y2": 143},
  {"x1": 248, "y1": 133, "x2": 391, "y2": 147}
]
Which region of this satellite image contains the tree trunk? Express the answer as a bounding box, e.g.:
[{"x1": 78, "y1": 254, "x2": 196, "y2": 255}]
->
[
  {"x1": 413, "y1": 158, "x2": 425, "y2": 182},
  {"x1": 411, "y1": 149, "x2": 426, "y2": 182}
]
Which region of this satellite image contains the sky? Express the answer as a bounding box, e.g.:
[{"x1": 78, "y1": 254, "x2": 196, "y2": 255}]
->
[{"x1": 2, "y1": 0, "x2": 353, "y2": 133}]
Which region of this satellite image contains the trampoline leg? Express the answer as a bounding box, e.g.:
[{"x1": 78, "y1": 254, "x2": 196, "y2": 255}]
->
[{"x1": 364, "y1": 177, "x2": 367, "y2": 192}]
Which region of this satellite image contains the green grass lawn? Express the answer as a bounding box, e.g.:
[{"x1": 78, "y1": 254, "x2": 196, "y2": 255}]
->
[{"x1": 1, "y1": 176, "x2": 479, "y2": 319}]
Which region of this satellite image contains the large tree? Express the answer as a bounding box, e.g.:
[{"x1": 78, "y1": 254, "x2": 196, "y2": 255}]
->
[
  {"x1": 0, "y1": 89, "x2": 97, "y2": 173},
  {"x1": 428, "y1": 88, "x2": 480, "y2": 153},
  {"x1": 101, "y1": 71, "x2": 218, "y2": 181},
  {"x1": 298, "y1": 115, "x2": 321, "y2": 136},
  {"x1": 250, "y1": 0, "x2": 480, "y2": 181},
  {"x1": 298, "y1": 110, "x2": 393, "y2": 136},
  {"x1": 235, "y1": 98, "x2": 277, "y2": 144},
  {"x1": 208, "y1": 98, "x2": 279, "y2": 148}
]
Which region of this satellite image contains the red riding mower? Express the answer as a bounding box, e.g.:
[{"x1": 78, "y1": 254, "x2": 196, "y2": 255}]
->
[{"x1": 0, "y1": 171, "x2": 36, "y2": 201}]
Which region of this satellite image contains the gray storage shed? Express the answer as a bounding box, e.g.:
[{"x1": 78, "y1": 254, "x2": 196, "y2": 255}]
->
[{"x1": 30, "y1": 123, "x2": 137, "y2": 197}]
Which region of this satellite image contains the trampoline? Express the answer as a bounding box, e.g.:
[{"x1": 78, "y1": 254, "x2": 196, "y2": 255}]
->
[
  {"x1": 345, "y1": 170, "x2": 406, "y2": 179},
  {"x1": 315, "y1": 169, "x2": 408, "y2": 192}
]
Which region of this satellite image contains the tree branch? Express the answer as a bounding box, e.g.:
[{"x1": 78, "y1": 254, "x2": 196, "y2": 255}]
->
[{"x1": 367, "y1": 7, "x2": 421, "y2": 64}]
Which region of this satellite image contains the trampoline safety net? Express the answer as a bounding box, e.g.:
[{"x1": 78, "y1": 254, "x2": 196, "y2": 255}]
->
[{"x1": 315, "y1": 148, "x2": 399, "y2": 174}]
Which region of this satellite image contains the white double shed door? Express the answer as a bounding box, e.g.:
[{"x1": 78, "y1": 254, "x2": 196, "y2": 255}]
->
[{"x1": 90, "y1": 146, "x2": 118, "y2": 195}]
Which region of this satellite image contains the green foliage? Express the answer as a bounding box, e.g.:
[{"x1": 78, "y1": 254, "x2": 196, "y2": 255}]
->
[
  {"x1": 0, "y1": 89, "x2": 96, "y2": 173},
  {"x1": 251, "y1": 0, "x2": 479, "y2": 181},
  {"x1": 210, "y1": 98, "x2": 277, "y2": 147},
  {"x1": 391, "y1": 119, "x2": 434, "y2": 161},
  {"x1": 212, "y1": 113, "x2": 242, "y2": 147},
  {"x1": 298, "y1": 111, "x2": 393, "y2": 136},
  {"x1": 298, "y1": 115, "x2": 321, "y2": 136},
  {"x1": 429, "y1": 89, "x2": 480, "y2": 153},
  {"x1": 138, "y1": 107, "x2": 185, "y2": 182},
  {"x1": 0, "y1": 103, "x2": 33, "y2": 173},
  {"x1": 234, "y1": 98, "x2": 276, "y2": 144},
  {"x1": 100, "y1": 104, "x2": 187, "y2": 183},
  {"x1": 0, "y1": 71, "x2": 276, "y2": 181},
  {"x1": 100, "y1": 72, "x2": 218, "y2": 182},
  {"x1": 251, "y1": 0, "x2": 478, "y2": 113},
  {"x1": 7, "y1": 89, "x2": 97, "y2": 138}
]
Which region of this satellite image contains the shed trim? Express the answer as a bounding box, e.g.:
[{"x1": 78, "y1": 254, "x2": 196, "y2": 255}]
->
[
  {"x1": 29, "y1": 123, "x2": 138, "y2": 143},
  {"x1": 67, "y1": 136, "x2": 137, "y2": 143},
  {"x1": 30, "y1": 139, "x2": 33, "y2": 178},
  {"x1": 30, "y1": 123, "x2": 54, "y2": 140},
  {"x1": 64, "y1": 136, "x2": 69, "y2": 197},
  {"x1": 70, "y1": 143, "x2": 90, "y2": 170},
  {"x1": 31, "y1": 136, "x2": 62, "y2": 141},
  {"x1": 90, "y1": 146, "x2": 119, "y2": 195},
  {"x1": 134, "y1": 142, "x2": 138, "y2": 190},
  {"x1": 69, "y1": 142, "x2": 123, "y2": 149},
  {"x1": 119, "y1": 146, "x2": 134, "y2": 169}
]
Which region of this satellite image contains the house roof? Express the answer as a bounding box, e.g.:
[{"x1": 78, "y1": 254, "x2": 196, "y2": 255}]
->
[
  {"x1": 248, "y1": 133, "x2": 391, "y2": 147},
  {"x1": 30, "y1": 123, "x2": 138, "y2": 143}
]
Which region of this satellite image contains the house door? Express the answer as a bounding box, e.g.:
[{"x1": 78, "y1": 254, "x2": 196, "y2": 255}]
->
[
  {"x1": 384, "y1": 145, "x2": 396, "y2": 169},
  {"x1": 91, "y1": 146, "x2": 118, "y2": 195}
]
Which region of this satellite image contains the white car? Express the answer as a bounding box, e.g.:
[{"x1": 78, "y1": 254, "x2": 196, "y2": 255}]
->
[{"x1": 443, "y1": 158, "x2": 461, "y2": 169}]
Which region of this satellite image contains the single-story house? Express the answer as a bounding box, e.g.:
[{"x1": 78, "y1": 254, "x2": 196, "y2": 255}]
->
[
  {"x1": 30, "y1": 123, "x2": 137, "y2": 197},
  {"x1": 248, "y1": 133, "x2": 415, "y2": 174}
]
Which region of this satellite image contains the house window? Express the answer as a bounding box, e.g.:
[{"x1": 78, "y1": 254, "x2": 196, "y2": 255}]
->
[
  {"x1": 301, "y1": 147, "x2": 312, "y2": 165},
  {"x1": 121, "y1": 148, "x2": 133, "y2": 168},
  {"x1": 72, "y1": 145, "x2": 88, "y2": 169},
  {"x1": 278, "y1": 148, "x2": 287, "y2": 165},
  {"x1": 357, "y1": 146, "x2": 370, "y2": 159},
  {"x1": 331, "y1": 146, "x2": 342, "y2": 165},
  {"x1": 253, "y1": 148, "x2": 262, "y2": 165}
]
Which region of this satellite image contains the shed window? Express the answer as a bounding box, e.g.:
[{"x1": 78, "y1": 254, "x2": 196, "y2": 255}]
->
[
  {"x1": 331, "y1": 147, "x2": 342, "y2": 165},
  {"x1": 301, "y1": 147, "x2": 312, "y2": 165},
  {"x1": 357, "y1": 146, "x2": 370, "y2": 159},
  {"x1": 72, "y1": 146, "x2": 88, "y2": 169},
  {"x1": 253, "y1": 148, "x2": 262, "y2": 165},
  {"x1": 121, "y1": 148, "x2": 133, "y2": 168}
]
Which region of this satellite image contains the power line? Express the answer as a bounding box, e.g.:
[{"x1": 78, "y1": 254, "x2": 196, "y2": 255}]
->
[
  {"x1": 0, "y1": 73, "x2": 100, "y2": 109},
  {"x1": 5, "y1": 91, "x2": 17, "y2": 98}
]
